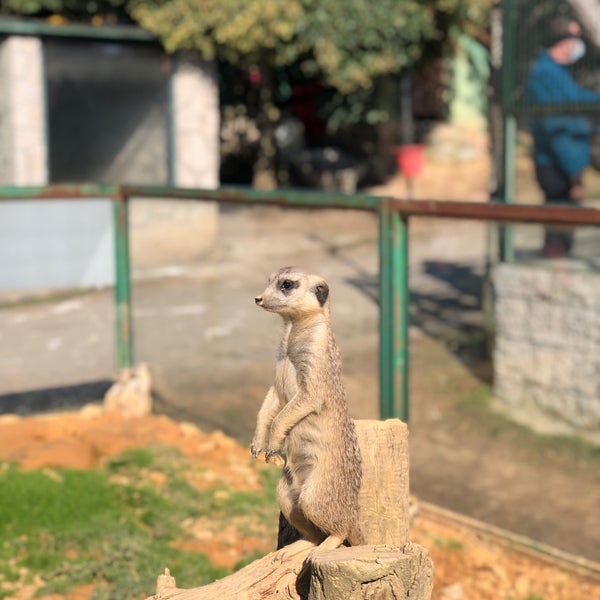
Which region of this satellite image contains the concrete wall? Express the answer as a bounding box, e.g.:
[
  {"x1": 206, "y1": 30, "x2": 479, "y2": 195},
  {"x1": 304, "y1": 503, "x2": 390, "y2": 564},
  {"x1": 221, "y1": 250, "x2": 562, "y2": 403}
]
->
[
  {"x1": 493, "y1": 261, "x2": 600, "y2": 432},
  {"x1": 0, "y1": 36, "x2": 47, "y2": 185},
  {"x1": 171, "y1": 52, "x2": 220, "y2": 189},
  {"x1": 0, "y1": 199, "x2": 113, "y2": 292}
]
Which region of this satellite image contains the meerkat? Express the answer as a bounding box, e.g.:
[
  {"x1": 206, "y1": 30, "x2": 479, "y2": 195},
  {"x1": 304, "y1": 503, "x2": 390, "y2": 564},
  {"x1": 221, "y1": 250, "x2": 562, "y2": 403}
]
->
[{"x1": 251, "y1": 266, "x2": 363, "y2": 551}]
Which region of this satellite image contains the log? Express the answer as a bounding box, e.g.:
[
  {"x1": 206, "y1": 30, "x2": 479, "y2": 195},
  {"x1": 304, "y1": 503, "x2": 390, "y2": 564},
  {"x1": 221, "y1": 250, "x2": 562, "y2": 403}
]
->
[
  {"x1": 149, "y1": 542, "x2": 433, "y2": 600},
  {"x1": 149, "y1": 540, "x2": 314, "y2": 600},
  {"x1": 145, "y1": 419, "x2": 432, "y2": 600}
]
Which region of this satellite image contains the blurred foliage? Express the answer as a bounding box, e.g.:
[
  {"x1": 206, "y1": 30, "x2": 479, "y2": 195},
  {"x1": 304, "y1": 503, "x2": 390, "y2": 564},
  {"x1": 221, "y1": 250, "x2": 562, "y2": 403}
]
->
[
  {"x1": 1, "y1": 0, "x2": 491, "y2": 93},
  {"x1": 0, "y1": 0, "x2": 129, "y2": 20},
  {"x1": 127, "y1": 0, "x2": 491, "y2": 94}
]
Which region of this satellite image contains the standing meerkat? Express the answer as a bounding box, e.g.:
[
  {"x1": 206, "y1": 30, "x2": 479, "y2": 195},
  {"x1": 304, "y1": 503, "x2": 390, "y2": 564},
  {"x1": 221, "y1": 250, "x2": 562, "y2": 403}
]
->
[{"x1": 251, "y1": 266, "x2": 363, "y2": 551}]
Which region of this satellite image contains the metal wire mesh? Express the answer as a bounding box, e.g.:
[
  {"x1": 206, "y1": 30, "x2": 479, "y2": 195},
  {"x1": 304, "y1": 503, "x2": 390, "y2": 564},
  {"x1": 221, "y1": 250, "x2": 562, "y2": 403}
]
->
[{"x1": 504, "y1": 0, "x2": 600, "y2": 116}]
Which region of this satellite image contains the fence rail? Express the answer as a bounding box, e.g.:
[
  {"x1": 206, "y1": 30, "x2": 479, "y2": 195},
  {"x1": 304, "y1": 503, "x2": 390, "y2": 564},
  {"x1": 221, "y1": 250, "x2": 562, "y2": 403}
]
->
[{"x1": 2, "y1": 184, "x2": 600, "y2": 422}]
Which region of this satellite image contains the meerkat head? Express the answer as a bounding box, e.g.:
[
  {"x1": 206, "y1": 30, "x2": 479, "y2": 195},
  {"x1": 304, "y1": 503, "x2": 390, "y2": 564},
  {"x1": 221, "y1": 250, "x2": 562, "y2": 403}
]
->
[{"x1": 255, "y1": 266, "x2": 330, "y2": 319}]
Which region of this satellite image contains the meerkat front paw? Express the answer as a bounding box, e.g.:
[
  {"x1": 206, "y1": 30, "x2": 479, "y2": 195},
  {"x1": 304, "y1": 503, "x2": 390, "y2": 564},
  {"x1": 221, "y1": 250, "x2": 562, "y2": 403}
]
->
[
  {"x1": 250, "y1": 443, "x2": 263, "y2": 459},
  {"x1": 265, "y1": 448, "x2": 284, "y2": 463}
]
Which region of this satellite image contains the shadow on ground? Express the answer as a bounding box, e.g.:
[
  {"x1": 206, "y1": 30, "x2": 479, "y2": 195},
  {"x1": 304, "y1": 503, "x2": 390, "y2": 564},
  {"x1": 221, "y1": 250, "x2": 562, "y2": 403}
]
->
[
  {"x1": 0, "y1": 380, "x2": 113, "y2": 416},
  {"x1": 346, "y1": 258, "x2": 490, "y2": 377}
]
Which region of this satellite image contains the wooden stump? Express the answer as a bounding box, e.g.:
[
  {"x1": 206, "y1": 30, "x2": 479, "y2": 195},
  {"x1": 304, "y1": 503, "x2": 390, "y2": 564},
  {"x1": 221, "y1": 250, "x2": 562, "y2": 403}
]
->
[
  {"x1": 309, "y1": 543, "x2": 433, "y2": 600},
  {"x1": 355, "y1": 419, "x2": 410, "y2": 545},
  {"x1": 145, "y1": 420, "x2": 433, "y2": 600}
]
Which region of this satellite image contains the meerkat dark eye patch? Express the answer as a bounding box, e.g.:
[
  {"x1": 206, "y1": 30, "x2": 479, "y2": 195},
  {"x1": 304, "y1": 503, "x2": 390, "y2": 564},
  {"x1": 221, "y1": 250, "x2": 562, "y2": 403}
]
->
[
  {"x1": 279, "y1": 279, "x2": 299, "y2": 293},
  {"x1": 314, "y1": 283, "x2": 329, "y2": 306}
]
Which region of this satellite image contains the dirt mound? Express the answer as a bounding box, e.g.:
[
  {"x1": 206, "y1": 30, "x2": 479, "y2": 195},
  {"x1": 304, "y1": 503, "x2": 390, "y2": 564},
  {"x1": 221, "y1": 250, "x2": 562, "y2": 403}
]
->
[{"x1": 0, "y1": 407, "x2": 262, "y2": 492}]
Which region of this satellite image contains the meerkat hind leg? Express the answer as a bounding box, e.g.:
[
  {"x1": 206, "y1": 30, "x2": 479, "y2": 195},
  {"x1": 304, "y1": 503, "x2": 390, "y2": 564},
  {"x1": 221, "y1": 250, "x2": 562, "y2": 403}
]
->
[
  {"x1": 278, "y1": 535, "x2": 343, "y2": 564},
  {"x1": 316, "y1": 534, "x2": 344, "y2": 552},
  {"x1": 302, "y1": 534, "x2": 345, "y2": 566}
]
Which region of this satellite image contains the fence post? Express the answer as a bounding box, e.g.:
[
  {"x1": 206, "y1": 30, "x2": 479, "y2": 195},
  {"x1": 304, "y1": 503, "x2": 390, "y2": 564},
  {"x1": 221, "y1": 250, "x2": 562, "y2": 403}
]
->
[
  {"x1": 499, "y1": 0, "x2": 516, "y2": 262},
  {"x1": 112, "y1": 190, "x2": 133, "y2": 370},
  {"x1": 500, "y1": 114, "x2": 516, "y2": 262},
  {"x1": 378, "y1": 200, "x2": 409, "y2": 422}
]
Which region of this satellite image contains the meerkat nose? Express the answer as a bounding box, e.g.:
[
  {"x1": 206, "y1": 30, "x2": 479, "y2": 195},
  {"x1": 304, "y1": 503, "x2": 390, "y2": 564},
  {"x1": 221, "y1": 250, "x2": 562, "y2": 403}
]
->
[{"x1": 255, "y1": 296, "x2": 263, "y2": 305}]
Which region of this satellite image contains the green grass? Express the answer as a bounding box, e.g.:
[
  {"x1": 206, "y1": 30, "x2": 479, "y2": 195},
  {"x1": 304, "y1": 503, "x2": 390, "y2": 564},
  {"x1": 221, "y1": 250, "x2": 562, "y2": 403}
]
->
[
  {"x1": 432, "y1": 537, "x2": 465, "y2": 551},
  {"x1": 0, "y1": 446, "x2": 278, "y2": 600}
]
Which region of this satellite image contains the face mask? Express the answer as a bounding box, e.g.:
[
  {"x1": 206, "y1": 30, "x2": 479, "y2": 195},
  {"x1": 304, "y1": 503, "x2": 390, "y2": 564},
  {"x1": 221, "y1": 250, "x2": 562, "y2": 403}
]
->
[{"x1": 565, "y1": 39, "x2": 586, "y2": 64}]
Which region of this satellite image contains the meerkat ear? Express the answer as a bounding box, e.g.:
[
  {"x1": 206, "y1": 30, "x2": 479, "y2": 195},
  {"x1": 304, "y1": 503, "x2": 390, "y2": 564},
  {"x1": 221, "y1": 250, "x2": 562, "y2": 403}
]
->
[{"x1": 314, "y1": 282, "x2": 329, "y2": 306}]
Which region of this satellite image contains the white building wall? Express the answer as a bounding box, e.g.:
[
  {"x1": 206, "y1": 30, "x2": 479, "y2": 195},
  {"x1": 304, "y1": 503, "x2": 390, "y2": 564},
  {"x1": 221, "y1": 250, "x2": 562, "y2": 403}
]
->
[{"x1": 171, "y1": 52, "x2": 220, "y2": 188}]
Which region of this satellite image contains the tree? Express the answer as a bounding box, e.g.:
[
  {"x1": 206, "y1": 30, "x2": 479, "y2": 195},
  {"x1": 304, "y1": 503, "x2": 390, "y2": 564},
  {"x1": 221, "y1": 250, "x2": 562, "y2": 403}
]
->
[{"x1": 128, "y1": 0, "x2": 489, "y2": 188}]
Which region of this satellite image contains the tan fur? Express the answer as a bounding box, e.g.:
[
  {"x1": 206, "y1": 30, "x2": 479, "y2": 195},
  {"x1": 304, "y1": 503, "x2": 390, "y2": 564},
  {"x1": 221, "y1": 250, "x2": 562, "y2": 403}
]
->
[{"x1": 251, "y1": 267, "x2": 363, "y2": 548}]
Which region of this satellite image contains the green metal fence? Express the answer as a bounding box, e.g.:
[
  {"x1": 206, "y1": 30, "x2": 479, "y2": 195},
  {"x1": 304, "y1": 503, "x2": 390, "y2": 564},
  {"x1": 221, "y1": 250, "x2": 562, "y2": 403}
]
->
[{"x1": 2, "y1": 184, "x2": 600, "y2": 422}]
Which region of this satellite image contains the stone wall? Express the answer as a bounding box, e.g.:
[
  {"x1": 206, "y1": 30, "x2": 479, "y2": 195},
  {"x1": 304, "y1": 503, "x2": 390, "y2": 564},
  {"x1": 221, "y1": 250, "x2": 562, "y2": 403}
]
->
[{"x1": 493, "y1": 261, "x2": 600, "y2": 432}]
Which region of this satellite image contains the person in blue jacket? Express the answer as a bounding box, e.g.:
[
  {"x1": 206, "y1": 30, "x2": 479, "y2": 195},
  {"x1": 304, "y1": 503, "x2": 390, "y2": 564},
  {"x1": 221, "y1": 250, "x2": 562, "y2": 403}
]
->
[{"x1": 526, "y1": 18, "x2": 600, "y2": 257}]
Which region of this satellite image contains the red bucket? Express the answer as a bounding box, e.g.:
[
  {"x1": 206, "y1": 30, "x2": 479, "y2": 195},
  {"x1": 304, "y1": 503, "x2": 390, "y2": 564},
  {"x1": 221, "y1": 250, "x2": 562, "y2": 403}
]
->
[{"x1": 395, "y1": 144, "x2": 425, "y2": 178}]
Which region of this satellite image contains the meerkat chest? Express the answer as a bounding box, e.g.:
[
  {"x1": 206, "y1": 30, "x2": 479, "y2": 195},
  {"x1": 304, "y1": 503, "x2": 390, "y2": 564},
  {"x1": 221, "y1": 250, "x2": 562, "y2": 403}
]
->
[
  {"x1": 274, "y1": 354, "x2": 300, "y2": 404},
  {"x1": 274, "y1": 323, "x2": 326, "y2": 404}
]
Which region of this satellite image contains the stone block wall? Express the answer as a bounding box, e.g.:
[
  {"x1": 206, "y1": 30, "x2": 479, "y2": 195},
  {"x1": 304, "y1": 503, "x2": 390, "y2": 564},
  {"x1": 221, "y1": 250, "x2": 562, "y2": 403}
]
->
[{"x1": 493, "y1": 261, "x2": 600, "y2": 432}]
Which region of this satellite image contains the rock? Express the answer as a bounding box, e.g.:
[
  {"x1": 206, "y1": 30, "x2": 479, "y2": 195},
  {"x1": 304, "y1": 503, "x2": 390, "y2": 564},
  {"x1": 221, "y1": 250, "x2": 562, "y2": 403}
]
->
[{"x1": 103, "y1": 363, "x2": 152, "y2": 417}]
